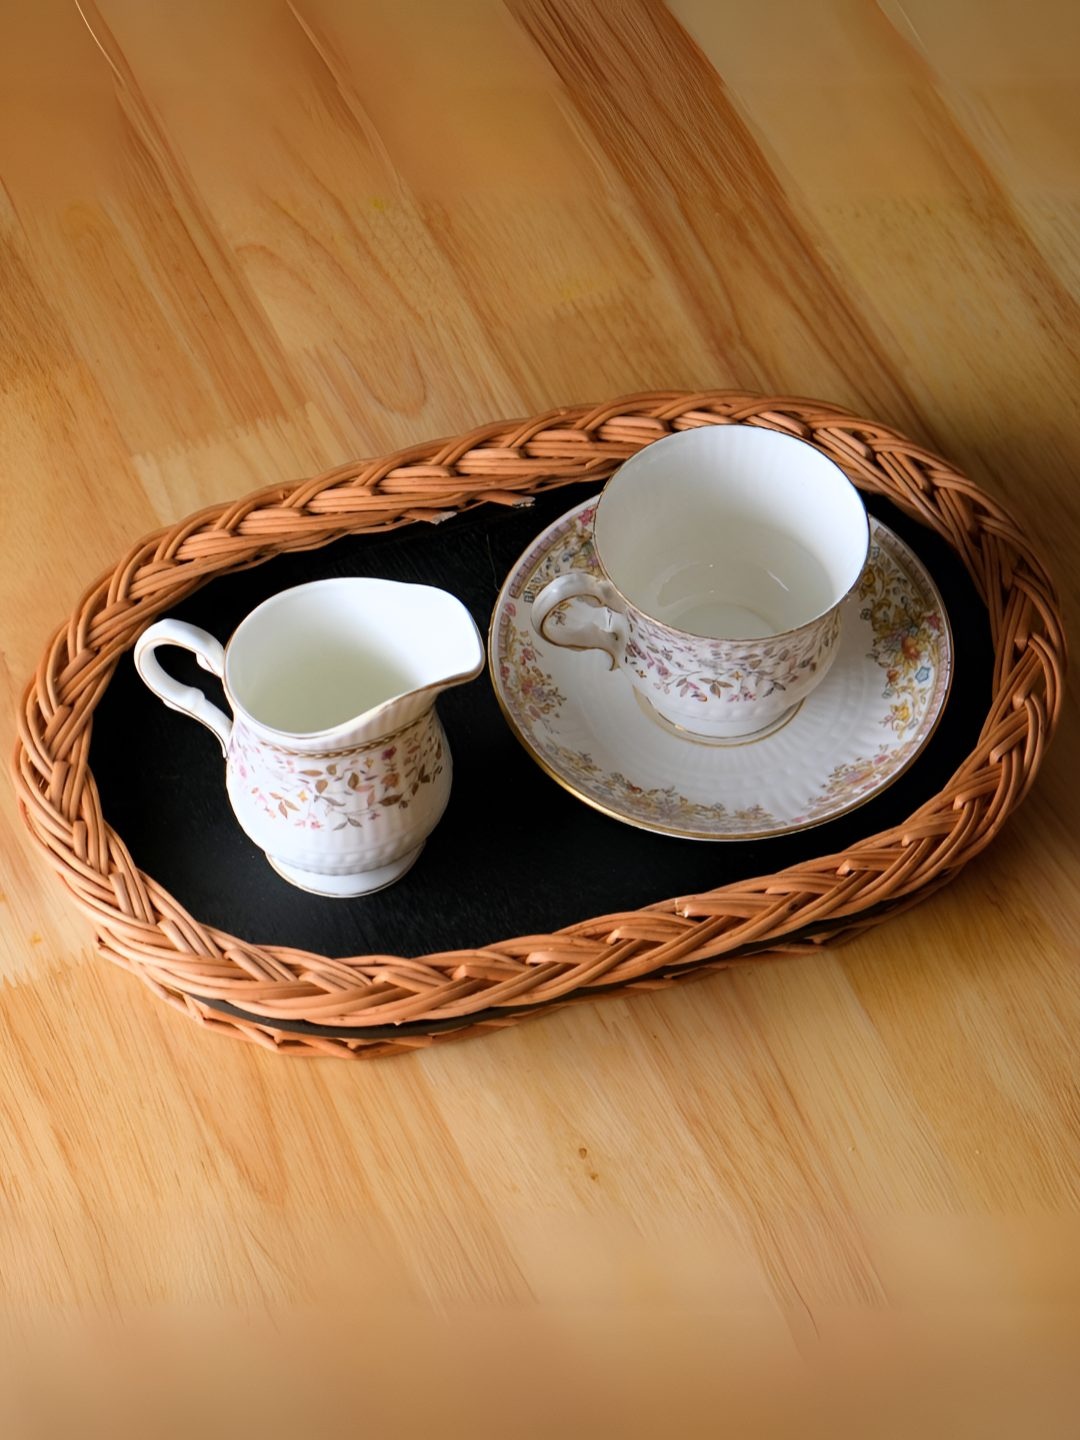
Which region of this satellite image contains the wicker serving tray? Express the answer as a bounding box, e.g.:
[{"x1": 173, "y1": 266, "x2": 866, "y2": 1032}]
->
[{"x1": 14, "y1": 393, "x2": 1065, "y2": 1059}]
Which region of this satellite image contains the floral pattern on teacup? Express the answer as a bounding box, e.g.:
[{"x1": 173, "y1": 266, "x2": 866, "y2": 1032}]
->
[
  {"x1": 228, "y1": 714, "x2": 445, "y2": 831},
  {"x1": 624, "y1": 608, "x2": 839, "y2": 709}
]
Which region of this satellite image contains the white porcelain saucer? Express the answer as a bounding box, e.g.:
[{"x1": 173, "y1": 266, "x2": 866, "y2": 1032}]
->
[{"x1": 490, "y1": 497, "x2": 953, "y2": 840}]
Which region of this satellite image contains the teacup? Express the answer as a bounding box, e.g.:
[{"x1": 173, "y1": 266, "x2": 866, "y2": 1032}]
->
[{"x1": 531, "y1": 425, "x2": 869, "y2": 738}]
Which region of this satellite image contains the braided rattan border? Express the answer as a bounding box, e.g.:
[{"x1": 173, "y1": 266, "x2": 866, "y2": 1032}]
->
[{"x1": 13, "y1": 393, "x2": 1066, "y2": 1059}]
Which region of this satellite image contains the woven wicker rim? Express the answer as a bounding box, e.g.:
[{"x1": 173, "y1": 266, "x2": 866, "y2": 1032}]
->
[{"x1": 13, "y1": 392, "x2": 1066, "y2": 1060}]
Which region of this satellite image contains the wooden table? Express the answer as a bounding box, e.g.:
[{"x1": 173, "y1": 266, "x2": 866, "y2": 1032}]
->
[{"x1": 2, "y1": 2, "x2": 1077, "y2": 1432}]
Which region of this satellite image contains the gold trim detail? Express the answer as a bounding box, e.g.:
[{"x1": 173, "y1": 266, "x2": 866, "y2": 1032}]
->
[
  {"x1": 238, "y1": 710, "x2": 427, "y2": 760},
  {"x1": 632, "y1": 689, "x2": 804, "y2": 747}
]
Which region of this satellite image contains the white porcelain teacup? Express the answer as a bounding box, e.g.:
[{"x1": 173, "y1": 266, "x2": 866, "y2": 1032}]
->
[
  {"x1": 135, "y1": 578, "x2": 484, "y2": 897},
  {"x1": 531, "y1": 425, "x2": 869, "y2": 738}
]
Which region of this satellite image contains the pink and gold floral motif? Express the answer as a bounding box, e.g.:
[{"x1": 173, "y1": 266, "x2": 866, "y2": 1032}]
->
[
  {"x1": 858, "y1": 529, "x2": 946, "y2": 737},
  {"x1": 496, "y1": 602, "x2": 566, "y2": 725},
  {"x1": 521, "y1": 506, "x2": 598, "y2": 601},
  {"x1": 623, "y1": 607, "x2": 840, "y2": 710},
  {"x1": 228, "y1": 714, "x2": 446, "y2": 831},
  {"x1": 793, "y1": 745, "x2": 921, "y2": 825},
  {"x1": 548, "y1": 744, "x2": 777, "y2": 830},
  {"x1": 792, "y1": 529, "x2": 949, "y2": 822}
]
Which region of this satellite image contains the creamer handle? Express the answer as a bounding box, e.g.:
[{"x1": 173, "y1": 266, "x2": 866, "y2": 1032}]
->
[{"x1": 134, "y1": 620, "x2": 232, "y2": 756}]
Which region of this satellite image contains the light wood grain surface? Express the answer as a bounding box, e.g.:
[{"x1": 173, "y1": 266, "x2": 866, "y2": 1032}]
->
[{"x1": 1, "y1": 1, "x2": 1078, "y2": 1433}]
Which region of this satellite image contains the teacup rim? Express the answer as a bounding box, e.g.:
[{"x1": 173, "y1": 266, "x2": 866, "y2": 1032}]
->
[{"x1": 591, "y1": 425, "x2": 871, "y2": 643}]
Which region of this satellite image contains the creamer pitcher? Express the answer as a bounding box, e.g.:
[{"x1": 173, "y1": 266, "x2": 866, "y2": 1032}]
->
[{"x1": 135, "y1": 578, "x2": 484, "y2": 896}]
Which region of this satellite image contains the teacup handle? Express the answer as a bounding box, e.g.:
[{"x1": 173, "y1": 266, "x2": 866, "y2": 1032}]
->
[
  {"x1": 134, "y1": 620, "x2": 233, "y2": 756},
  {"x1": 531, "y1": 573, "x2": 629, "y2": 671}
]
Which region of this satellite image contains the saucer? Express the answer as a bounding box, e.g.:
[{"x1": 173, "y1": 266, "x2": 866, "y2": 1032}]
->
[{"x1": 489, "y1": 497, "x2": 953, "y2": 840}]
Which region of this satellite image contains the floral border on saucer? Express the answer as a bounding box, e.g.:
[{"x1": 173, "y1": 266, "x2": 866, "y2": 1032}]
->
[
  {"x1": 789, "y1": 527, "x2": 950, "y2": 824},
  {"x1": 547, "y1": 743, "x2": 777, "y2": 831}
]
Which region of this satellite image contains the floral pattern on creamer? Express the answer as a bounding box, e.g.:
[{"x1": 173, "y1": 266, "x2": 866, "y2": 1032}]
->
[
  {"x1": 624, "y1": 608, "x2": 839, "y2": 710},
  {"x1": 228, "y1": 715, "x2": 445, "y2": 831},
  {"x1": 547, "y1": 746, "x2": 777, "y2": 831}
]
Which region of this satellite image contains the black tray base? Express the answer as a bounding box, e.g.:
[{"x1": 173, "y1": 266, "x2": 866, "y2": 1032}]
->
[{"x1": 89, "y1": 481, "x2": 993, "y2": 971}]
